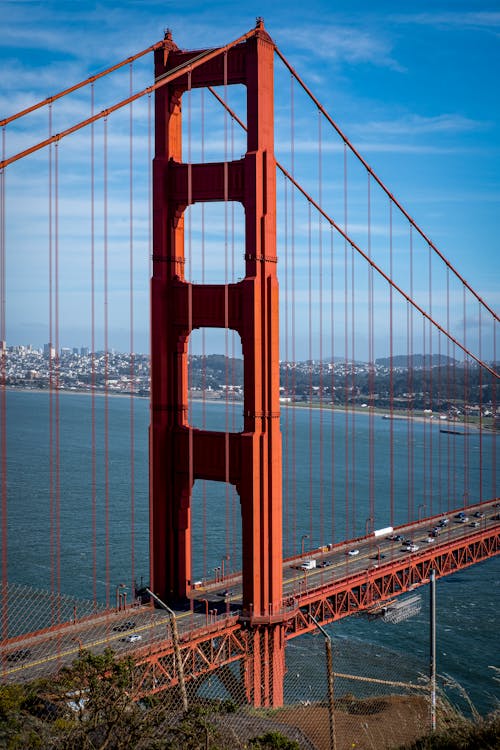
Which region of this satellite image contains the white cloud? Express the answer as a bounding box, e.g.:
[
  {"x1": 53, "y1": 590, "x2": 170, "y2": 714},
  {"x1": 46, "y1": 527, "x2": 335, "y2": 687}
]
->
[
  {"x1": 355, "y1": 113, "x2": 490, "y2": 137},
  {"x1": 278, "y1": 23, "x2": 404, "y2": 71},
  {"x1": 391, "y1": 11, "x2": 500, "y2": 33}
]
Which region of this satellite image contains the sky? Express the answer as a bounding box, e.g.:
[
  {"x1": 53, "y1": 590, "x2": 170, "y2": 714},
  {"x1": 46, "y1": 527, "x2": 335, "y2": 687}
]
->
[{"x1": 1, "y1": 0, "x2": 499, "y2": 361}]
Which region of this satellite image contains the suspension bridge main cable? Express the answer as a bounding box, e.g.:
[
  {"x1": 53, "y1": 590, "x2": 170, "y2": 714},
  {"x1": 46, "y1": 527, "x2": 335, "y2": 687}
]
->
[
  {"x1": 0, "y1": 25, "x2": 263, "y2": 171},
  {"x1": 273, "y1": 47, "x2": 499, "y2": 325},
  {"x1": 205, "y1": 87, "x2": 499, "y2": 380},
  {"x1": 0, "y1": 43, "x2": 165, "y2": 128}
]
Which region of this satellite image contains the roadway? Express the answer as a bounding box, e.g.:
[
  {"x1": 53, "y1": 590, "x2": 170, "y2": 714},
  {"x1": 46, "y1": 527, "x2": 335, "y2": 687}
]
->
[
  {"x1": 190, "y1": 497, "x2": 500, "y2": 607},
  {"x1": 1, "y1": 498, "x2": 499, "y2": 683}
]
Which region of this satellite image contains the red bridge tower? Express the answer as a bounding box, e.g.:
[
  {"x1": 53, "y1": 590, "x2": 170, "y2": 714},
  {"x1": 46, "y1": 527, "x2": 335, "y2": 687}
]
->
[{"x1": 150, "y1": 21, "x2": 285, "y2": 704}]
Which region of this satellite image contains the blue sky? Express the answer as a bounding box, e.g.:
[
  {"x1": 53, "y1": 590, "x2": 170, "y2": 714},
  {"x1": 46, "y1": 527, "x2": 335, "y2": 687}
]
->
[{"x1": 1, "y1": 0, "x2": 499, "y2": 360}]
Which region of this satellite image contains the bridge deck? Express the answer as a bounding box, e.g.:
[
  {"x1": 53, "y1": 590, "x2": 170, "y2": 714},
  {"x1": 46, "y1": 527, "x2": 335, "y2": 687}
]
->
[{"x1": 2, "y1": 499, "x2": 499, "y2": 685}]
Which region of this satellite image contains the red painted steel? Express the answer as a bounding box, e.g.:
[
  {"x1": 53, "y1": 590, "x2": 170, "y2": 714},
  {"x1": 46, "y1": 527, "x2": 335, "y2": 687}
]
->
[
  {"x1": 150, "y1": 20, "x2": 284, "y2": 706},
  {"x1": 129, "y1": 524, "x2": 500, "y2": 698},
  {"x1": 2, "y1": 23, "x2": 498, "y2": 710}
]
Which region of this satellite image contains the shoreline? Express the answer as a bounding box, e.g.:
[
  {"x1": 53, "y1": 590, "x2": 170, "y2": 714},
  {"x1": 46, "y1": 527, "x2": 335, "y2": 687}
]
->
[{"x1": 6, "y1": 385, "x2": 494, "y2": 432}]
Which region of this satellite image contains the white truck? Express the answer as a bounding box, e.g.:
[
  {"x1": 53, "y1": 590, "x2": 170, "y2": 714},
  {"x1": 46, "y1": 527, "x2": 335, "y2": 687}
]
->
[{"x1": 301, "y1": 559, "x2": 316, "y2": 570}]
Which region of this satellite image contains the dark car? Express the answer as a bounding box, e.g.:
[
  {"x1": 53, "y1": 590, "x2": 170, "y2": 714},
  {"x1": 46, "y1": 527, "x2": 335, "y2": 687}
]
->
[
  {"x1": 112, "y1": 621, "x2": 136, "y2": 632},
  {"x1": 7, "y1": 648, "x2": 31, "y2": 662}
]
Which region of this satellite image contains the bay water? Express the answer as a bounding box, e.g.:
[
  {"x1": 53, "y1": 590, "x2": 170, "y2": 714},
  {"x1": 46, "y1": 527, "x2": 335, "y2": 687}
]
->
[{"x1": 4, "y1": 389, "x2": 499, "y2": 715}]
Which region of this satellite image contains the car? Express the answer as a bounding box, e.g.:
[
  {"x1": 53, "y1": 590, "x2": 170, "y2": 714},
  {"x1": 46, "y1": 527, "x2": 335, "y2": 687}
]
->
[
  {"x1": 217, "y1": 589, "x2": 233, "y2": 598},
  {"x1": 474, "y1": 511, "x2": 484, "y2": 519},
  {"x1": 347, "y1": 549, "x2": 359, "y2": 556},
  {"x1": 438, "y1": 518, "x2": 449, "y2": 526},
  {"x1": 425, "y1": 537, "x2": 435, "y2": 543},
  {"x1": 459, "y1": 516, "x2": 469, "y2": 523},
  {"x1": 123, "y1": 633, "x2": 142, "y2": 643},
  {"x1": 113, "y1": 621, "x2": 136, "y2": 632},
  {"x1": 405, "y1": 544, "x2": 419, "y2": 552},
  {"x1": 470, "y1": 521, "x2": 480, "y2": 528},
  {"x1": 6, "y1": 648, "x2": 31, "y2": 662}
]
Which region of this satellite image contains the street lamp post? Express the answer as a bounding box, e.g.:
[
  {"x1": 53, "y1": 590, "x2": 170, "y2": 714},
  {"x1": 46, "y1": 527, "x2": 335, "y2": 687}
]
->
[
  {"x1": 146, "y1": 589, "x2": 188, "y2": 712},
  {"x1": 301, "y1": 534, "x2": 310, "y2": 557},
  {"x1": 115, "y1": 583, "x2": 126, "y2": 611}
]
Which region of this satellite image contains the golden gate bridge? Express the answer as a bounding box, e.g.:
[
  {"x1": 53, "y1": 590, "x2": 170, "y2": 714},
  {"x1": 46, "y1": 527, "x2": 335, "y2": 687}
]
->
[{"x1": 0, "y1": 20, "x2": 498, "y2": 708}]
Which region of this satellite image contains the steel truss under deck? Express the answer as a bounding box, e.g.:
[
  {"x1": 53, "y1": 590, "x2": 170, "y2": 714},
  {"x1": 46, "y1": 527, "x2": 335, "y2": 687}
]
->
[{"x1": 134, "y1": 526, "x2": 499, "y2": 694}]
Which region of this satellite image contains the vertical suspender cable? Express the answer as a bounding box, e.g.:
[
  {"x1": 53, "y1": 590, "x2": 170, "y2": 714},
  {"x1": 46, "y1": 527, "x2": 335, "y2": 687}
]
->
[
  {"x1": 463, "y1": 286, "x2": 469, "y2": 509},
  {"x1": 308, "y1": 202, "x2": 313, "y2": 544},
  {"x1": 406, "y1": 295, "x2": 411, "y2": 521},
  {"x1": 48, "y1": 106, "x2": 55, "y2": 606},
  {"x1": 367, "y1": 174, "x2": 374, "y2": 528},
  {"x1": 0, "y1": 126, "x2": 7, "y2": 639},
  {"x1": 148, "y1": 93, "x2": 152, "y2": 280},
  {"x1": 446, "y1": 267, "x2": 451, "y2": 511},
  {"x1": 284, "y1": 170, "x2": 289, "y2": 555},
  {"x1": 129, "y1": 64, "x2": 135, "y2": 591},
  {"x1": 436, "y1": 331, "x2": 443, "y2": 513},
  {"x1": 389, "y1": 200, "x2": 394, "y2": 527},
  {"x1": 428, "y1": 244, "x2": 433, "y2": 517},
  {"x1": 437, "y1": 327, "x2": 443, "y2": 514},
  {"x1": 493, "y1": 319, "x2": 497, "y2": 500},
  {"x1": 422, "y1": 313, "x2": 427, "y2": 518},
  {"x1": 290, "y1": 74, "x2": 297, "y2": 551},
  {"x1": 452, "y1": 279, "x2": 457, "y2": 506},
  {"x1": 200, "y1": 88, "x2": 207, "y2": 580},
  {"x1": 90, "y1": 85, "x2": 97, "y2": 604},
  {"x1": 330, "y1": 226, "x2": 335, "y2": 544},
  {"x1": 230, "y1": 113, "x2": 237, "y2": 570},
  {"x1": 54, "y1": 141, "x2": 61, "y2": 611},
  {"x1": 343, "y1": 142, "x2": 349, "y2": 542},
  {"x1": 223, "y1": 52, "x2": 230, "y2": 565},
  {"x1": 350, "y1": 204, "x2": 356, "y2": 537},
  {"x1": 186, "y1": 72, "x2": 195, "y2": 582},
  {"x1": 478, "y1": 303, "x2": 483, "y2": 501},
  {"x1": 318, "y1": 110, "x2": 324, "y2": 546},
  {"x1": 103, "y1": 117, "x2": 110, "y2": 608},
  {"x1": 407, "y1": 225, "x2": 414, "y2": 521}
]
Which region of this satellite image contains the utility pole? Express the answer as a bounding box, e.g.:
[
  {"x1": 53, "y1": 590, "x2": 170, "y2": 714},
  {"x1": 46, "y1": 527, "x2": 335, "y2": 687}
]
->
[
  {"x1": 429, "y1": 569, "x2": 436, "y2": 732},
  {"x1": 309, "y1": 614, "x2": 336, "y2": 750}
]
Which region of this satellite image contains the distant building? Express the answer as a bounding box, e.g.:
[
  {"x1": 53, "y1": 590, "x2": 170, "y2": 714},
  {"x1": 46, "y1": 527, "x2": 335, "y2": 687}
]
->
[
  {"x1": 80, "y1": 347, "x2": 89, "y2": 356},
  {"x1": 43, "y1": 343, "x2": 55, "y2": 359}
]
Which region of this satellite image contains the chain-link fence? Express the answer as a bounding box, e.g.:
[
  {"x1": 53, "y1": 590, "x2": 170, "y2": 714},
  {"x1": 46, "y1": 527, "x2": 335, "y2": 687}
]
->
[{"x1": 2, "y1": 585, "x2": 480, "y2": 749}]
